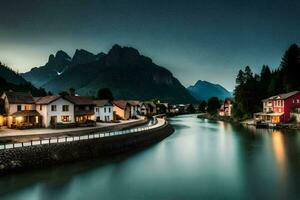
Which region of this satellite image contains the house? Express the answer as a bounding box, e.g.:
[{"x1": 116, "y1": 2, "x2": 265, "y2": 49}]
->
[
  {"x1": 254, "y1": 91, "x2": 300, "y2": 123},
  {"x1": 64, "y1": 95, "x2": 96, "y2": 124},
  {"x1": 94, "y1": 99, "x2": 113, "y2": 122},
  {"x1": 144, "y1": 101, "x2": 157, "y2": 116},
  {"x1": 128, "y1": 100, "x2": 141, "y2": 118},
  {"x1": 156, "y1": 102, "x2": 169, "y2": 114},
  {"x1": 219, "y1": 98, "x2": 232, "y2": 117},
  {"x1": 35, "y1": 95, "x2": 75, "y2": 128},
  {"x1": 139, "y1": 102, "x2": 147, "y2": 115},
  {"x1": 113, "y1": 100, "x2": 131, "y2": 120},
  {"x1": 0, "y1": 98, "x2": 5, "y2": 127},
  {"x1": 1, "y1": 91, "x2": 42, "y2": 128}
]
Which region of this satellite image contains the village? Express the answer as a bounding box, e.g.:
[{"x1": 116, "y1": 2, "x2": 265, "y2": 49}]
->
[{"x1": 0, "y1": 89, "x2": 196, "y2": 133}]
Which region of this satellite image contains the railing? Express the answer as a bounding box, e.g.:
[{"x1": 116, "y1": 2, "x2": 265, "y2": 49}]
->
[{"x1": 0, "y1": 117, "x2": 166, "y2": 150}]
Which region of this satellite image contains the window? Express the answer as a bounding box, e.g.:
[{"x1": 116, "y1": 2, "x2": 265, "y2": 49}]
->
[
  {"x1": 24, "y1": 105, "x2": 30, "y2": 110},
  {"x1": 61, "y1": 115, "x2": 70, "y2": 122},
  {"x1": 104, "y1": 107, "x2": 107, "y2": 113},
  {"x1": 51, "y1": 105, "x2": 57, "y2": 111},
  {"x1": 40, "y1": 105, "x2": 42, "y2": 111},
  {"x1": 109, "y1": 107, "x2": 111, "y2": 113},
  {"x1": 17, "y1": 105, "x2": 22, "y2": 111},
  {"x1": 297, "y1": 100, "x2": 300, "y2": 104},
  {"x1": 96, "y1": 108, "x2": 99, "y2": 112},
  {"x1": 293, "y1": 99, "x2": 295, "y2": 103},
  {"x1": 62, "y1": 105, "x2": 69, "y2": 112}
]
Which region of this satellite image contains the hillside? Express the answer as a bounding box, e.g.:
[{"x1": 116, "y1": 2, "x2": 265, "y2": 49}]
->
[
  {"x1": 22, "y1": 45, "x2": 196, "y2": 103},
  {"x1": 187, "y1": 80, "x2": 232, "y2": 101},
  {"x1": 0, "y1": 62, "x2": 47, "y2": 96}
]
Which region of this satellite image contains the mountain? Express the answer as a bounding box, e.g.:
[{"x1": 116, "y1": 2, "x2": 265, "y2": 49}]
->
[
  {"x1": 0, "y1": 62, "x2": 47, "y2": 96},
  {"x1": 22, "y1": 45, "x2": 196, "y2": 103},
  {"x1": 187, "y1": 80, "x2": 232, "y2": 101}
]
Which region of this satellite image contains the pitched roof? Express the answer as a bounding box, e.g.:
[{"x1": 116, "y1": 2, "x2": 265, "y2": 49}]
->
[
  {"x1": 94, "y1": 99, "x2": 112, "y2": 107},
  {"x1": 113, "y1": 100, "x2": 129, "y2": 109},
  {"x1": 11, "y1": 110, "x2": 41, "y2": 117},
  {"x1": 145, "y1": 101, "x2": 156, "y2": 108},
  {"x1": 35, "y1": 95, "x2": 62, "y2": 105},
  {"x1": 128, "y1": 100, "x2": 141, "y2": 106},
  {"x1": 263, "y1": 91, "x2": 300, "y2": 101},
  {"x1": 64, "y1": 95, "x2": 95, "y2": 105},
  {"x1": 4, "y1": 91, "x2": 35, "y2": 104}
]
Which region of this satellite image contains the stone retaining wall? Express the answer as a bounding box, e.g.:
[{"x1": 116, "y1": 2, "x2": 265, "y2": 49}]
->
[{"x1": 0, "y1": 122, "x2": 174, "y2": 174}]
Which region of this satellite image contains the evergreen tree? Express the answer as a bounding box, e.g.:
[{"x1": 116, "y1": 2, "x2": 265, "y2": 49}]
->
[
  {"x1": 97, "y1": 88, "x2": 114, "y2": 100},
  {"x1": 207, "y1": 97, "x2": 220, "y2": 115},
  {"x1": 198, "y1": 101, "x2": 207, "y2": 113}
]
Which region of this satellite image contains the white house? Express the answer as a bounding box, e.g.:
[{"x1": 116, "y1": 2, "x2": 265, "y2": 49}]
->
[
  {"x1": 35, "y1": 95, "x2": 75, "y2": 127},
  {"x1": 94, "y1": 99, "x2": 113, "y2": 122},
  {"x1": 1, "y1": 91, "x2": 41, "y2": 128}
]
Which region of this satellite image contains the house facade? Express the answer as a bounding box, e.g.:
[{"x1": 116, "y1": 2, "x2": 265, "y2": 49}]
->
[
  {"x1": 64, "y1": 96, "x2": 96, "y2": 124},
  {"x1": 254, "y1": 91, "x2": 300, "y2": 123},
  {"x1": 36, "y1": 95, "x2": 75, "y2": 128},
  {"x1": 1, "y1": 92, "x2": 42, "y2": 128},
  {"x1": 94, "y1": 100, "x2": 113, "y2": 122},
  {"x1": 113, "y1": 100, "x2": 131, "y2": 120},
  {"x1": 219, "y1": 98, "x2": 232, "y2": 117},
  {"x1": 128, "y1": 100, "x2": 141, "y2": 118}
]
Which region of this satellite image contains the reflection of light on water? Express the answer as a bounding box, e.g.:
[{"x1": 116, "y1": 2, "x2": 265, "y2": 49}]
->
[{"x1": 272, "y1": 131, "x2": 287, "y2": 182}]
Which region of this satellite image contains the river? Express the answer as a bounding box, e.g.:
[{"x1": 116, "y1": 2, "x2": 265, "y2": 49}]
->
[{"x1": 1, "y1": 114, "x2": 300, "y2": 200}]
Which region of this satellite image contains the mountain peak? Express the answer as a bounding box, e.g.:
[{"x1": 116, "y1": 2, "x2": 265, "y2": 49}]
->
[
  {"x1": 72, "y1": 49, "x2": 95, "y2": 65},
  {"x1": 55, "y1": 50, "x2": 71, "y2": 60},
  {"x1": 188, "y1": 80, "x2": 231, "y2": 101}
]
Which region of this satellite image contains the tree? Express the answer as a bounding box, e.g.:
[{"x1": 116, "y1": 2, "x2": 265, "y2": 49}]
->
[
  {"x1": 236, "y1": 70, "x2": 245, "y2": 85},
  {"x1": 198, "y1": 101, "x2": 207, "y2": 113},
  {"x1": 207, "y1": 97, "x2": 221, "y2": 115},
  {"x1": 280, "y1": 44, "x2": 300, "y2": 92},
  {"x1": 97, "y1": 88, "x2": 114, "y2": 100}
]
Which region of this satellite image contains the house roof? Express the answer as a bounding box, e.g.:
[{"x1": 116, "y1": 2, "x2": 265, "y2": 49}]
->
[
  {"x1": 128, "y1": 100, "x2": 141, "y2": 106},
  {"x1": 263, "y1": 91, "x2": 300, "y2": 101},
  {"x1": 144, "y1": 101, "x2": 156, "y2": 108},
  {"x1": 11, "y1": 110, "x2": 41, "y2": 117},
  {"x1": 64, "y1": 95, "x2": 95, "y2": 105},
  {"x1": 4, "y1": 91, "x2": 35, "y2": 104},
  {"x1": 35, "y1": 95, "x2": 62, "y2": 105},
  {"x1": 113, "y1": 100, "x2": 129, "y2": 109},
  {"x1": 94, "y1": 99, "x2": 112, "y2": 107}
]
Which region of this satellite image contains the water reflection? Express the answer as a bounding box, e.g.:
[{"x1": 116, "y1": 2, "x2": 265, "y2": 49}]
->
[{"x1": 1, "y1": 114, "x2": 300, "y2": 200}]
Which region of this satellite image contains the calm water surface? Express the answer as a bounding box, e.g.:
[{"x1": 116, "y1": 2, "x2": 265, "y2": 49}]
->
[{"x1": 1, "y1": 114, "x2": 300, "y2": 200}]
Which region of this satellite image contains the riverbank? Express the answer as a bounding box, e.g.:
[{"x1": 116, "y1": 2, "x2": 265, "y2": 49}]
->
[
  {"x1": 0, "y1": 118, "x2": 174, "y2": 174},
  {"x1": 198, "y1": 113, "x2": 300, "y2": 130}
]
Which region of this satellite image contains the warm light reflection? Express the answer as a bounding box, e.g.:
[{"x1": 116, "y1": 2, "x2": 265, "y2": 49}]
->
[{"x1": 272, "y1": 130, "x2": 287, "y2": 180}]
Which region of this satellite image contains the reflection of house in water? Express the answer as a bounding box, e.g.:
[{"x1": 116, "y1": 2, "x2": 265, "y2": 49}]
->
[{"x1": 272, "y1": 131, "x2": 287, "y2": 180}]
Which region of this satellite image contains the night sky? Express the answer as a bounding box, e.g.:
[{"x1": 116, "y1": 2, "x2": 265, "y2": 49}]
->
[{"x1": 0, "y1": 0, "x2": 299, "y2": 90}]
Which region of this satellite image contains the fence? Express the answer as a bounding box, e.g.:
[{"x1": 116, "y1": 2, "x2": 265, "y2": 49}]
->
[{"x1": 0, "y1": 117, "x2": 165, "y2": 150}]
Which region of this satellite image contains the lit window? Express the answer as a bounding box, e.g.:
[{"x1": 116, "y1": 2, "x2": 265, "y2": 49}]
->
[
  {"x1": 51, "y1": 105, "x2": 57, "y2": 111},
  {"x1": 61, "y1": 115, "x2": 70, "y2": 122},
  {"x1": 24, "y1": 105, "x2": 30, "y2": 110},
  {"x1": 62, "y1": 105, "x2": 69, "y2": 112},
  {"x1": 297, "y1": 100, "x2": 300, "y2": 103}
]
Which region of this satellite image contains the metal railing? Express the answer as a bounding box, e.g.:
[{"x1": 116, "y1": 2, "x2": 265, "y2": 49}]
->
[{"x1": 0, "y1": 117, "x2": 166, "y2": 150}]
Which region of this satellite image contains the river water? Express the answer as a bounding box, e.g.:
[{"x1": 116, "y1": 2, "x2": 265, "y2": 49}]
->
[{"x1": 1, "y1": 114, "x2": 300, "y2": 200}]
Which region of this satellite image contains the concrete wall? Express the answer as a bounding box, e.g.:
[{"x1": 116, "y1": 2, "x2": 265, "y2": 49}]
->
[{"x1": 0, "y1": 122, "x2": 174, "y2": 174}]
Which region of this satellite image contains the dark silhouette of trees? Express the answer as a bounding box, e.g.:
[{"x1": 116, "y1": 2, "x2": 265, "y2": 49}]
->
[
  {"x1": 233, "y1": 43, "x2": 300, "y2": 119},
  {"x1": 198, "y1": 100, "x2": 207, "y2": 112},
  {"x1": 207, "y1": 97, "x2": 221, "y2": 115},
  {"x1": 97, "y1": 88, "x2": 114, "y2": 100}
]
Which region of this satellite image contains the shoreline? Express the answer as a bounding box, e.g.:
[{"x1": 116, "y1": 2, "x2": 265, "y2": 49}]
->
[
  {"x1": 0, "y1": 118, "x2": 174, "y2": 174},
  {"x1": 197, "y1": 113, "x2": 300, "y2": 130}
]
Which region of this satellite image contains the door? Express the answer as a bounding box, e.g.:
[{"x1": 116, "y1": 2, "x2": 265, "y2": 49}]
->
[{"x1": 50, "y1": 116, "x2": 57, "y2": 125}]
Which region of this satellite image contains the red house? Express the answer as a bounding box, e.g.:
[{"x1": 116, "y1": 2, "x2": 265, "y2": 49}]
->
[{"x1": 254, "y1": 91, "x2": 300, "y2": 123}]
